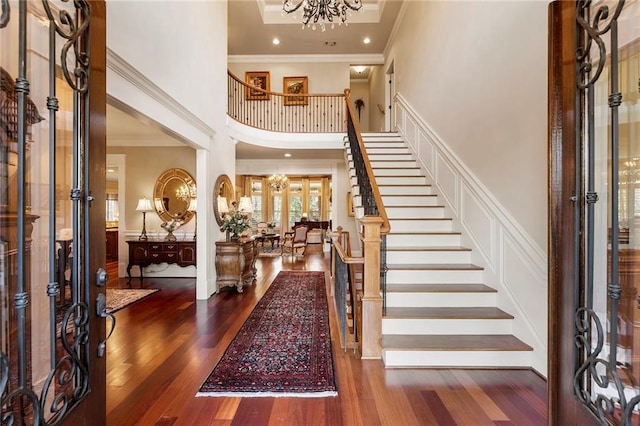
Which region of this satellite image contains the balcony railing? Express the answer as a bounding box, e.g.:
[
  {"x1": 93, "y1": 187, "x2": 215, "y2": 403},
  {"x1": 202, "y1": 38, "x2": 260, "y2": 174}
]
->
[{"x1": 227, "y1": 70, "x2": 346, "y2": 133}]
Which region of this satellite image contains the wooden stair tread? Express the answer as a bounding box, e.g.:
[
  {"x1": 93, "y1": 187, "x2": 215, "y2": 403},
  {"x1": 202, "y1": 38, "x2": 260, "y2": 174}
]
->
[
  {"x1": 386, "y1": 246, "x2": 471, "y2": 252},
  {"x1": 381, "y1": 335, "x2": 532, "y2": 351},
  {"x1": 386, "y1": 284, "x2": 497, "y2": 293},
  {"x1": 386, "y1": 263, "x2": 483, "y2": 271},
  {"x1": 384, "y1": 307, "x2": 514, "y2": 319}
]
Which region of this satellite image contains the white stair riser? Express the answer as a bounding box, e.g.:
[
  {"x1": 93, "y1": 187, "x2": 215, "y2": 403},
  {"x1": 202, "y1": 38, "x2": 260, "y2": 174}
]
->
[
  {"x1": 376, "y1": 176, "x2": 427, "y2": 185},
  {"x1": 366, "y1": 148, "x2": 411, "y2": 155},
  {"x1": 387, "y1": 233, "x2": 461, "y2": 246},
  {"x1": 386, "y1": 269, "x2": 483, "y2": 284},
  {"x1": 386, "y1": 250, "x2": 471, "y2": 264},
  {"x1": 367, "y1": 153, "x2": 415, "y2": 161},
  {"x1": 386, "y1": 207, "x2": 444, "y2": 218},
  {"x1": 347, "y1": 153, "x2": 416, "y2": 163},
  {"x1": 388, "y1": 219, "x2": 452, "y2": 232},
  {"x1": 379, "y1": 186, "x2": 432, "y2": 195},
  {"x1": 370, "y1": 161, "x2": 417, "y2": 168},
  {"x1": 372, "y1": 168, "x2": 423, "y2": 176},
  {"x1": 382, "y1": 350, "x2": 532, "y2": 368},
  {"x1": 386, "y1": 292, "x2": 496, "y2": 307},
  {"x1": 383, "y1": 196, "x2": 439, "y2": 206},
  {"x1": 382, "y1": 318, "x2": 512, "y2": 335}
]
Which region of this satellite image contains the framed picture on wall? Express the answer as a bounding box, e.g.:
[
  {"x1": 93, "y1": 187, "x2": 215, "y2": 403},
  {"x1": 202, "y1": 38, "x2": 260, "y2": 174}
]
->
[
  {"x1": 347, "y1": 191, "x2": 354, "y2": 217},
  {"x1": 245, "y1": 71, "x2": 270, "y2": 100},
  {"x1": 283, "y1": 76, "x2": 308, "y2": 106}
]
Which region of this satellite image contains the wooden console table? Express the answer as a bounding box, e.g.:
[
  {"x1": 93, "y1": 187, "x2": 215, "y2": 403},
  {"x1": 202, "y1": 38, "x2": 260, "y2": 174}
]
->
[
  {"x1": 215, "y1": 239, "x2": 258, "y2": 293},
  {"x1": 126, "y1": 240, "x2": 196, "y2": 279}
]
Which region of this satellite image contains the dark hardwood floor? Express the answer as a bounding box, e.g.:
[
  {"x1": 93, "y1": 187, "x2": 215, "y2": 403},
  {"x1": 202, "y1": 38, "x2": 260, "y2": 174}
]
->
[{"x1": 106, "y1": 244, "x2": 547, "y2": 425}]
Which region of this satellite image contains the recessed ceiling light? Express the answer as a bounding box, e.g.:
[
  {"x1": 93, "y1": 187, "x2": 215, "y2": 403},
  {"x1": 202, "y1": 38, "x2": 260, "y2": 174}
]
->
[
  {"x1": 107, "y1": 169, "x2": 115, "y2": 173},
  {"x1": 363, "y1": 37, "x2": 371, "y2": 44},
  {"x1": 273, "y1": 38, "x2": 280, "y2": 45},
  {"x1": 284, "y1": 153, "x2": 292, "y2": 158},
  {"x1": 354, "y1": 66, "x2": 367, "y2": 74}
]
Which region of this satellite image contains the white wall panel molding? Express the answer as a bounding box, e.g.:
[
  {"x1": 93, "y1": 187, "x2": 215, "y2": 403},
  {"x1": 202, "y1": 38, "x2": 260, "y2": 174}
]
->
[
  {"x1": 434, "y1": 154, "x2": 458, "y2": 216},
  {"x1": 107, "y1": 49, "x2": 215, "y2": 149},
  {"x1": 395, "y1": 94, "x2": 548, "y2": 375},
  {"x1": 460, "y1": 183, "x2": 495, "y2": 270}
]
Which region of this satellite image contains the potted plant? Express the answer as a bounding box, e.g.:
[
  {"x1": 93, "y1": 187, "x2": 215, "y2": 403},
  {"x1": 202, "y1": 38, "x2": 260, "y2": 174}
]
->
[
  {"x1": 220, "y1": 210, "x2": 251, "y2": 241},
  {"x1": 354, "y1": 98, "x2": 365, "y2": 121}
]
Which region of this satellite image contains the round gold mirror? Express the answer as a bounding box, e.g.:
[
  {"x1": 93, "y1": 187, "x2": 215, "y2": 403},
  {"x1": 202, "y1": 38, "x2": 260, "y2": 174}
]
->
[
  {"x1": 153, "y1": 168, "x2": 196, "y2": 223},
  {"x1": 213, "y1": 174, "x2": 233, "y2": 226}
]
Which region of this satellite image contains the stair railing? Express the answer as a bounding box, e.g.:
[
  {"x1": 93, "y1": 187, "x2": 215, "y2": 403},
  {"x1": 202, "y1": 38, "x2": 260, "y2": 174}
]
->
[
  {"x1": 331, "y1": 227, "x2": 362, "y2": 353},
  {"x1": 343, "y1": 89, "x2": 390, "y2": 359},
  {"x1": 227, "y1": 70, "x2": 346, "y2": 133}
]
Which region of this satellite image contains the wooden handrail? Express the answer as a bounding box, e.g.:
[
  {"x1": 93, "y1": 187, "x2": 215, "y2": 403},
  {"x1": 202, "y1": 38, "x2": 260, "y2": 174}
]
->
[
  {"x1": 343, "y1": 89, "x2": 390, "y2": 234},
  {"x1": 227, "y1": 70, "x2": 346, "y2": 133}
]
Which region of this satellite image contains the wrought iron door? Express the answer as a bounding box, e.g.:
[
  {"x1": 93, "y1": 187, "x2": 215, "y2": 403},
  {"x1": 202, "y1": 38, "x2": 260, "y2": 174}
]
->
[
  {"x1": 550, "y1": 1, "x2": 640, "y2": 424},
  {"x1": 0, "y1": 1, "x2": 107, "y2": 424}
]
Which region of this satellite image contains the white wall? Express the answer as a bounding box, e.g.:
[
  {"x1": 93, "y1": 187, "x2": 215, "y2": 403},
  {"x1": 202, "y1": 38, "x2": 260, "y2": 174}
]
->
[
  {"x1": 349, "y1": 80, "x2": 370, "y2": 132},
  {"x1": 368, "y1": 65, "x2": 386, "y2": 132},
  {"x1": 107, "y1": 0, "x2": 232, "y2": 298},
  {"x1": 386, "y1": 0, "x2": 548, "y2": 251},
  {"x1": 228, "y1": 62, "x2": 350, "y2": 94},
  {"x1": 387, "y1": 1, "x2": 549, "y2": 375}
]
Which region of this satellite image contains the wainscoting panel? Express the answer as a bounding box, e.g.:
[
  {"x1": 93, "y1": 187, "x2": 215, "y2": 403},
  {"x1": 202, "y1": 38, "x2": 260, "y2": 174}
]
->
[
  {"x1": 418, "y1": 131, "x2": 435, "y2": 180},
  {"x1": 461, "y1": 183, "x2": 495, "y2": 270},
  {"x1": 501, "y1": 232, "x2": 547, "y2": 352},
  {"x1": 435, "y1": 153, "x2": 459, "y2": 216},
  {"x1": 394, "y1": 94, "x2": 548, "y2": 375}
]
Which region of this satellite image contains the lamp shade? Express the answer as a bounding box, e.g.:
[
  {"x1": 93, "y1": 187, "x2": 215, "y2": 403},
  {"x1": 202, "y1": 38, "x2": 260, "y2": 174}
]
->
[
  {"x1": 217, "y1": 196, "x2": 229, "y2": 214},
  {"x1": 187, "y1": 198, "x2": 197, "y2": 212},
  {"x1": 136, "y1": 197, "x2": 153, "y2": 212},
  {"x1": 238, "y1": 196, "x2": 253, "y2": 214}
]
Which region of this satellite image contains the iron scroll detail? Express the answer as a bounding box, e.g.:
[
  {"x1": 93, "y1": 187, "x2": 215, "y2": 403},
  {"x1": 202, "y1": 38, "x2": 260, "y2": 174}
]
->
[{"x1": 0, "y1": 0, "x2": 9, "y2": 28}]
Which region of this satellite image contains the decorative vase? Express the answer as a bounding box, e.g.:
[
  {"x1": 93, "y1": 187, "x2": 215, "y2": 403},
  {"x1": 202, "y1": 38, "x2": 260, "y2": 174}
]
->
[{"x1": 230, "y1": 233, "x2": 240, "y2": 242}]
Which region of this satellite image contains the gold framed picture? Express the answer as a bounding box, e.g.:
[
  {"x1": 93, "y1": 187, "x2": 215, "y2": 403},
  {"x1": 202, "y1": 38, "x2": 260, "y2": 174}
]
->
[
  {"x1": 245, "y1": 71, "x2": 270, "y2": 100},
  {"x1": 283, "y1": 76, "x2": 308, "y2": 106},
  {"x1": 347, "y1": 191, "x2": 354, "y2": 217}
]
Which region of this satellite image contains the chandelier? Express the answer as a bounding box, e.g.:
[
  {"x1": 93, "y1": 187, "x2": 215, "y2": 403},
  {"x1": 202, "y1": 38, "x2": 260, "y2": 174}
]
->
[
  {"x1": 176, "y1": 184, "x2": 194, "y2": 202},
  {"x1": 282, "y1": 0, "x2": 363, "y2": 31},
  {"x1": 268, "y1": 174, "x2": 289, "y2": 192}
]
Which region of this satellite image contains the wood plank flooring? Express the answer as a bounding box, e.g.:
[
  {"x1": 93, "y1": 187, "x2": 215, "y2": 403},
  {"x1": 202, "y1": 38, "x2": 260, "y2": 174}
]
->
[{"x1": 106, "y1": 244, "x2": 547, "y2": 425}]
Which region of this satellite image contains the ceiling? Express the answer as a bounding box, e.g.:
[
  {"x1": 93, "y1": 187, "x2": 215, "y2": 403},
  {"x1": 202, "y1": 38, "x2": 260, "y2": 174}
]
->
[{"x1": 107, "y1": 0, "x2": 402, "y2": 161}]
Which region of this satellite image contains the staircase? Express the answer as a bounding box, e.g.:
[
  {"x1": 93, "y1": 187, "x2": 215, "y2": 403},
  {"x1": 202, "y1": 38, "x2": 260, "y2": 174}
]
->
[{"x1": 345, "y1": 133, "x2": 533, "y2": 368}]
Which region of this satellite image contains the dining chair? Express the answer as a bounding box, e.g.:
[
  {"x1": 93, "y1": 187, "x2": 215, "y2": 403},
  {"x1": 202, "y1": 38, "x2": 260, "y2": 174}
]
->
[{"x1": 281, "y1": 224, "x2": 309, "y2": 259}]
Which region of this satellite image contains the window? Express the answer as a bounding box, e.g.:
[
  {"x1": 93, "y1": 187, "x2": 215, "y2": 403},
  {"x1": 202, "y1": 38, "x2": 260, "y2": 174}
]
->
[
  {"x1": 288, "y1": 181, "x2": 303, "y2": 228},
  {"x1": 309, "y1": 180, "x2": 322, "y2": 221},
  {"x1": 250, "y1": 178, "x2": 263, "y2": 223},
  {"x1": 105, "y1": 194, "x2": 118, "y2": 222}
]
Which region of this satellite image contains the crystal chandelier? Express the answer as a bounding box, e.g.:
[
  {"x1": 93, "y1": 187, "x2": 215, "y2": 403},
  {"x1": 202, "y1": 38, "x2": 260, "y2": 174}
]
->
[
  {"x1": 282, "y1": 0, "x2": 363, "y2": 31},
  {"x1": 268, "y1": 174, "x2": 289, "y2": 192}
]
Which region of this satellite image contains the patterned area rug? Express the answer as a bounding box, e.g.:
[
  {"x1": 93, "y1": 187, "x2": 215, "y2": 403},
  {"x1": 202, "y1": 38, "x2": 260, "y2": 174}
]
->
[{"x1": 197, "y1": 271, "x2": 337, "y2": 398}]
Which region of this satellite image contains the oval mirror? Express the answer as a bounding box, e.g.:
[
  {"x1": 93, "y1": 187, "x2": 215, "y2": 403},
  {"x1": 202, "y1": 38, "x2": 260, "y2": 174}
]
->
[
  {"x1": 153, "y1": 168, "x2": 196, "y2": 223},
  {"x1": 213, "y1": 174, "x2": 233, "y2": 226}
]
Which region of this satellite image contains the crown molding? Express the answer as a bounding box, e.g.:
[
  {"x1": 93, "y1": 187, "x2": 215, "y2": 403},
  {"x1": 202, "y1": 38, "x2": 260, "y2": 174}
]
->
[{"x1": 227, "y1": 53, "x2": 385, "y2": 64}]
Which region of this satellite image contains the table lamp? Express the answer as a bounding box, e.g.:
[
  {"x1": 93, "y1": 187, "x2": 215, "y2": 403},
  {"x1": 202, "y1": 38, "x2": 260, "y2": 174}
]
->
[{"x1": 136, "y1": 197, "x2": 154, "y2": 241}]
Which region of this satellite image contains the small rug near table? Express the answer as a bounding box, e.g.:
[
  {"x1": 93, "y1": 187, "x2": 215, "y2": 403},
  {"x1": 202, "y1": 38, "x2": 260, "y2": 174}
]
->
[
  {"x1": 57, "y1": 288, "x2": 159, "y2": 337},
  {"x1": 196, "y1": 271, "x2": 337, "y2": 398},
  {"x1": 106, "y1": 288, "x2": 159, "y2": 313},
  {"x1": 258, "y1": 245, "x2": 282, "y2": 257}
]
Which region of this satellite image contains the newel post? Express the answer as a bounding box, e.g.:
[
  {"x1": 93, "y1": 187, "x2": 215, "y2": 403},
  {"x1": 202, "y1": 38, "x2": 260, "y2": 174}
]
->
[{"x1": 360, "y1": 215, "x2": 383, "y2": 359}]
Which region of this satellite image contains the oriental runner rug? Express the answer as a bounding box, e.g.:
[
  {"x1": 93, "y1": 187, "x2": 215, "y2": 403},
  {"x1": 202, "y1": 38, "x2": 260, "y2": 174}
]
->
[{"x1": 197, "y1": 270, "x2": 337, "y2": 398}]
